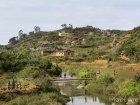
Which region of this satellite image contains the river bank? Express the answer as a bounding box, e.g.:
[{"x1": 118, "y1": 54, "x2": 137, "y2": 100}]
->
[{"x1": 56, "y1": 72, "x2": 140, "y2": 105}]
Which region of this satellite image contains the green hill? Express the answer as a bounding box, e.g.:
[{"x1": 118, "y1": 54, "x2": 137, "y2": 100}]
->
[
  {"x1": 117, "y1": 26, "x2": 140, "y2": 62},
  {"x1": 5, "y1": 25, "x2": 140, "y2": 63}
]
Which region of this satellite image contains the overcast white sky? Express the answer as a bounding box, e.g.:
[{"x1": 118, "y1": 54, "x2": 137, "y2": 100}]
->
[{"x1": 0, "y1": 0, "x2": 140, "y2": 45}]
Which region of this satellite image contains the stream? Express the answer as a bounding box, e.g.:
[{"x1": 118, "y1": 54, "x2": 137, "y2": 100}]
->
[{"x1": 54, "y1": 72, "x2": 126, "y2": 105}]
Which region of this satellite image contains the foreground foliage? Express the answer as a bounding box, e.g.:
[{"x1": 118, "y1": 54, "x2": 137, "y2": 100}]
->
[
  {"x1": 8, "y1": 93, "x2": 69, "y2": 105},
  {"x1": 88, "y1": 74, "x2": 140, "y2": 98},
  {"x1": 0, "y1": 48, "x2": 68, "y2": 105}
]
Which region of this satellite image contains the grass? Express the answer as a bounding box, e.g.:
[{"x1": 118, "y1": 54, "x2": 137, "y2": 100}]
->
[
  {"x1": 70, "y1": 47, "x2": 94, "y2": 55},
  {"x1": 7, "y1": 93, "x2": 69, "y2": 105},
  {"x1": 60, "y1": 63, "x2": 135, "y2": 79}
]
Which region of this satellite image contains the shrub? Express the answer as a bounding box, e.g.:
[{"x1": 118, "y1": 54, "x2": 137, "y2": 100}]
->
[
  {"x1": 8, "y1": 95, "x2": 48, "y2": 105},
  {"x1": 40, "y1": 78, "x2": 59, "y2": 93},
  {"x1": 0, "y1": 93, "x2": 13, "y2": 102},
  {"x1": 46, "y1": 93, "x2": 69, "y2": 105},
  {"x1": 8, "y1": 93, "x2": 69, "y2": 105},
  {"x1": 88, "y1": 83, "x2": 104, "y2": 94},
  {"x1": 39, "y1": 59, "x2": 62, "y2": 76},
  {"x1": 97, "y1": 74, "x2": 114, "y2": 86},
  {"x1": 105, "y1": 85, "x2": 116, "y2": 95},
  {"x1": 88, "y1": 74, "x2": 115, "y2": 95},
  {"x1": 118, "y1": 80, "x2": 140, "y2": 98},
  {"x1": 48, "y1": 65, "x2": 62, "y2": 76},
  {"x1": 134, "y1": 73, "x2": 140, "y2": 82},
  {"x1": 18, "y1": 66, "x2": 41, "y2": 78}
]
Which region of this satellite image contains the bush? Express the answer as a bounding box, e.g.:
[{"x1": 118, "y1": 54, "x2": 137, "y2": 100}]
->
[
  {"x1": 39, "y1": 59, "x2": 62, "y2": 76},
  {"x1": 118, "y1": 80, "x2": 140, "y2": 98},
  {"x1": 18, "y1": 66, "x2": 41, "y2": 78},
  {"x1": 97, "y1": 74, "x2": 114, "y2": 86},
  {"x1": 134, "y1": 73, "x2": 140, "y2": 82},
  {"x1": 48, "y1": 65, "x2": 62, "y2": 76},
  {"x1": 8, "y1": 95, "x2": 48, "y2": 105},
  {"x1": 88, "y1": 74, "x2": 116, "y2": 95},
  {"x1": 46, "y1": 93, "x2": 69, "y2": 105},
  {"x1": 0, "y1": 93, "x2": 13, "y2": 102},
  {"x1": 88, "y1": 83, "x2": 104, "y2": 94},
  {"x1": 40, "y1": 78, "x2": 59, "y2": 93},
  {"x1": 8, "y1": 93, "x2": 69, "y2": 105},
  {"x1": 105, "y1": 85, "x2": 116, "y2": 95}
]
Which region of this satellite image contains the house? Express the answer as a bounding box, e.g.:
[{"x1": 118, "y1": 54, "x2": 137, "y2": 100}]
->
[
  {"x1": 41, "y1": 49, "x2": 74, "y2": 57},
  {"x1": 89, "y1": 32, "x2": 94, "y2": 35},
  {"x1": 58, "y1": 31, "x2": 73, "y2": 36},
  {"x1": 81, "y1": 38, "x2": 87, "y2": 44}
]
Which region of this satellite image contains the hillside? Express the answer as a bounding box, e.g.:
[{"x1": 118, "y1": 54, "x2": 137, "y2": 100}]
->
[
  {"x1": 1, "y1": 26, "x2": 140, "y2": 105},
  {"x1": 6, "y1": 25, "x2": 140, "y2": 63},
  {"x1": 117, "y1": 26, "x2": 140, "y2": 62}
]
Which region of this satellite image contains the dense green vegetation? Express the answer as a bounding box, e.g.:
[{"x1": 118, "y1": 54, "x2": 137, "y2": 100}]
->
[
  {"x1": 0, "y1": 47, "x2": 68, "y2": 105},
  {"x1": 61, "y1": 64, "x2": 140, "y2": 100},
  {"x1": 0, "y1": 48, "x2": 62, "y2": 75},
  {"x1": 88, "y1": 74, "x2": 140, "y2": 98},
  {"x1": 8, "y1": 93, "x2": 69, "y2": 105},
  {"x1": 60, "y1": 64, "x2": 135, "y2": 79},
  {"x1": 6, "y1": 25, "x2": 124, "y2": 62},
  {"x1": 117, "y1": 26, "x2": 140, "y2": 62},
  {"x1": 1, "y1": 25, "x2": 140, "y2": 104},
  {"x1": 6, "y1": 25, "x2": 140, "y2": 63}
]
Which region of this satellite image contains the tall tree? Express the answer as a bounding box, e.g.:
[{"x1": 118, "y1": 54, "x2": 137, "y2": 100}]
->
[
  {"x1": 18, "y1": 30, "x2": 23, "y2": 38},
  {"x1": 69, "y1": 24, "x2": 73, "y2": 29},
  {"x1": 34, "y1": 26, "x2": 41, "y2": 33},
  {"x1": 18, "y1": 30, "x2": 27, "y2": 39},
  {"x1": 61, "y1": 24, "x2": 67, "y2": 29}
]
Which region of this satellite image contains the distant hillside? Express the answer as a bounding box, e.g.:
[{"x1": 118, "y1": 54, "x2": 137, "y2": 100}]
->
[
  {"x1": 8, "y1": 26, "x2": 124, "y2": 48},
  {"x1": 5, "y1": 25, "x2": 140, "y2": 63},
  {"x1": 117, "y1": 26, "x2": 140, "y2": 62}
]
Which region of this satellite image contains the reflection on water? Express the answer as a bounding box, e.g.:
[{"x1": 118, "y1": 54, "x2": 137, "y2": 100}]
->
[
  {"x1": 54, "y1": 72, "x2": 126, "y2": 105},
  {"x1": 58, "y1": 82, "x2": 116, "y2": 105},
  {"x1": 67, "y1": 96, "x2": 111, "y2": 105}
]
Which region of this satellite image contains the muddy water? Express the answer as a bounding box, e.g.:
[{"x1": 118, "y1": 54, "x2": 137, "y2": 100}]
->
[{"x1": 54, "y1": 72, "x2": 125, "y2": 105}]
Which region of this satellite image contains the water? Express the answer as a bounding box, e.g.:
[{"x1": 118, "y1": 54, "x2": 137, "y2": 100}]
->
[
  {"x1": 67, "y1": 96, "x2": 113, "y2": 105},
  {"x1": 54, "y1": 72, "x2": 126, "y2": 105}
]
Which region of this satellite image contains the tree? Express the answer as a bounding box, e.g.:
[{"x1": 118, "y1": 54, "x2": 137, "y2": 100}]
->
[
  {"x1": 8, "y1": 37, "x2": 18, "y2": 45},
  {"x1": 49, "y1": 65, "x2": 62, "y2": 76},
  {"x1": 61, "y1": 24, "x2": 73, "y2": 29},
  {"x1": 18, "y1": 30, "x2": 27, "y2": 39},
  {"x1": 18, "y1": 30, "x2": 23, "y2": 39},
  {"x1": 69, "y1": 24, "x2": 73, "y2": 29},
  {"x1": 61, "y1": 24, "x2": 67, "y2": 29},
  {"x1": 34, "y1": 26, "x2": 41, "y2": 33}
]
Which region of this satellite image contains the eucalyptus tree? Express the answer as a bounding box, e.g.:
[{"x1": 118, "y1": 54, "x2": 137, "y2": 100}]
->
[
  {"x1": 18, "y1": 30, "x2": 23, "y2": 39},
  {"x1": 69, "y1": 24, "x2": 73, "y2": 29},
  {"x1": 34, "y1": 26, "x2": 41, "y2": 33}
]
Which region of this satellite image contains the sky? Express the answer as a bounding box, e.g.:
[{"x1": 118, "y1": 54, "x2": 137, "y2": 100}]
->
[{"x1": 0, "y1": 0, "x2": 140, "y2": 45}]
